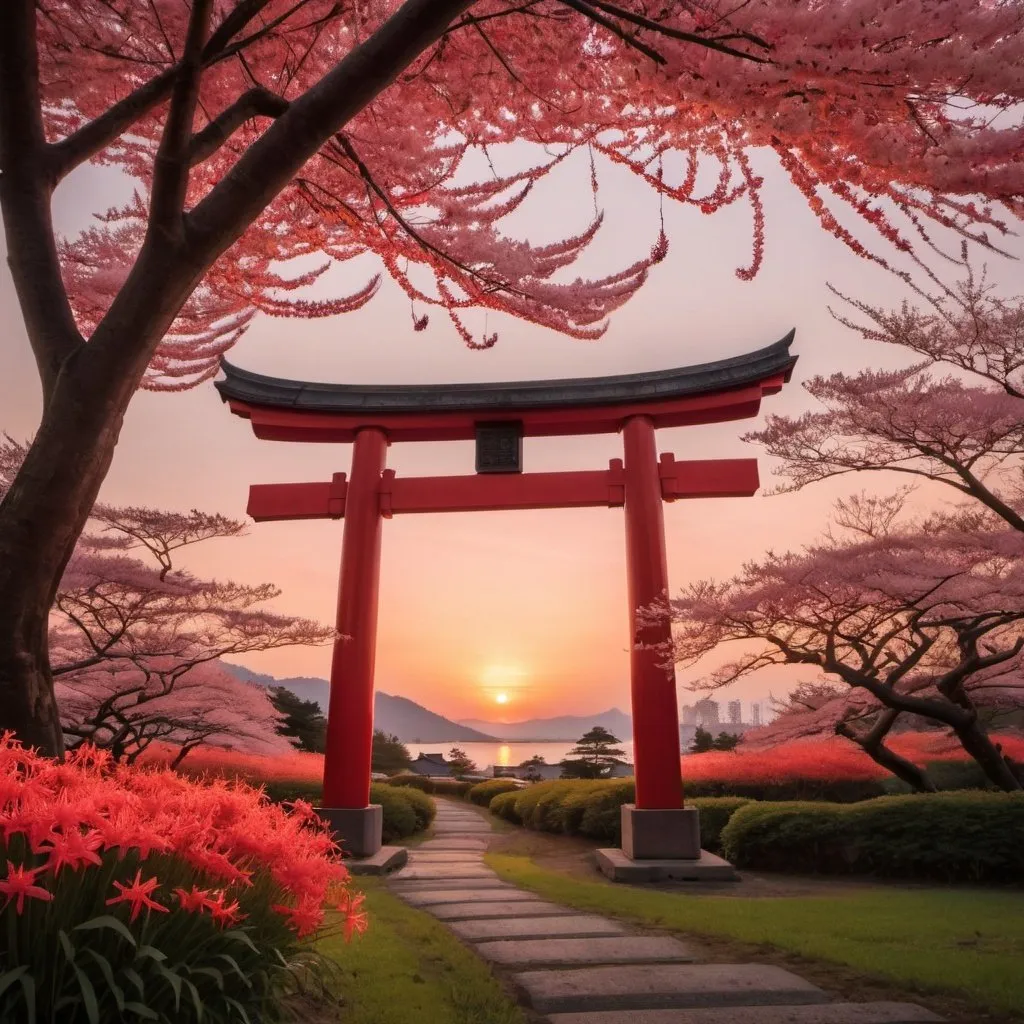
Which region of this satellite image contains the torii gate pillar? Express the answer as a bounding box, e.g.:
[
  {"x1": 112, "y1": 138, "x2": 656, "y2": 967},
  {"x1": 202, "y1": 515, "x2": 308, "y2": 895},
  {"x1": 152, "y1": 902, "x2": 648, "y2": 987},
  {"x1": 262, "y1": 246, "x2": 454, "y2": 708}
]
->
[
  {"x1": 621, "y1": 415, "x2": 699, "y2": 860},
  {"x1": 318, "y1": 428, "x2": 388, "y2": 854}
]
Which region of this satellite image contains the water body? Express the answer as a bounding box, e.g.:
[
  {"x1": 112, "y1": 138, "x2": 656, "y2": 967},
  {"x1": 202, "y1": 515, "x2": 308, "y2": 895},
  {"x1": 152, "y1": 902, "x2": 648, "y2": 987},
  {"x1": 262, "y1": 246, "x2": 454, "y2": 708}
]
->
[{"x1": 409, "y1": 740, "x2": 636, "y2": 773}]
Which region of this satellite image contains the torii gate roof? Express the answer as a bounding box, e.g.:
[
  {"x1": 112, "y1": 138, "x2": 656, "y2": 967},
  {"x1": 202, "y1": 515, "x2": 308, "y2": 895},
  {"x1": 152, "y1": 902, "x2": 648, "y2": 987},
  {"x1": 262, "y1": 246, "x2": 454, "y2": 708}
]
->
[{"x1": 216, "y1": 330, "x2": 796, "y2": 442}]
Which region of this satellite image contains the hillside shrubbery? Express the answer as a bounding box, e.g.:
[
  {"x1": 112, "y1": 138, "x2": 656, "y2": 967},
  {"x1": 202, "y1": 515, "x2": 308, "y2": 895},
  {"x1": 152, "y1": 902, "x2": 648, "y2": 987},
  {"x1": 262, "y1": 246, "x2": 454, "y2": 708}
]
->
[
  {"x1": 386, "y1": 775, "x2": 474, "y2": 798},
  {"x1": 467, "y1": 779, "x2": 522, "y2": 806},
  {"x1": 488, "y1": 779, "x2": 1024, "y2": 881},
  {"x1": 721, "y1": 792, "x2": 1024, "y2": 883},
  {"x1": 487, "y1": 779, "x2": 751, "y2": 850}
]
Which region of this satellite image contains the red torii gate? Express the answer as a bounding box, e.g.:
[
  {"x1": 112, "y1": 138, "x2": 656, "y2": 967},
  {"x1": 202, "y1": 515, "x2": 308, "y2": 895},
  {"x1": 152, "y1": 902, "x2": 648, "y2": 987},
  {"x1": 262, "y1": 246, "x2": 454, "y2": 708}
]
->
[{"x1": 217, "y1": 333, "x2": 796, "y2": 873}]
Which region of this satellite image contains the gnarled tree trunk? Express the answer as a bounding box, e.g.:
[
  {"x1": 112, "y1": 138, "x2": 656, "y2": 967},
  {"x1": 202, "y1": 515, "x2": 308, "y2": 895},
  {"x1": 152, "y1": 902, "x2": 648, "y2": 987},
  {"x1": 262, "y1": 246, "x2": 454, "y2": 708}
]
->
[
  {"x1": 0, "y1": 239, "x2": 203, "y2": 755},
  {"x1": 836, "y1": 710, "x2": 937, "y2": 793}
]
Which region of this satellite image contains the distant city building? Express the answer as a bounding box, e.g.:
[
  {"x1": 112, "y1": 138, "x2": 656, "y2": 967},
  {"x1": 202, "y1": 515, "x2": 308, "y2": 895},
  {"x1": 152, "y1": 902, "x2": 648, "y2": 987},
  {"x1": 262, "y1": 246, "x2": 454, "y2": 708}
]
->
[
  {"x1": 727, "y1": 700, "x2": 742, "y2": 724},
  {"x1": 680, "y1": 703, "x2": 699, "y2": 726},
  {"x1": 751, "y1": 703, "x2": 762, "y2": 726},
  {"x1": 694, "y1": 698, "x2": 720, "y2": 727}
]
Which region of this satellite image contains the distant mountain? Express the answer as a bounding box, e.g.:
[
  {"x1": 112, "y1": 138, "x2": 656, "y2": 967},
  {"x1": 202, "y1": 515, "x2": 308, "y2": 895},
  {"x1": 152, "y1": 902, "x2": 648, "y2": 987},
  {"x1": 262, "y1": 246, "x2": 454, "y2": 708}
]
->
[
  {"x1": 221, "y1": 663, "x2": 496, "y2": 743},
  {"x1": 459, "y1": 708, "x2": 632, "y2": 742}
]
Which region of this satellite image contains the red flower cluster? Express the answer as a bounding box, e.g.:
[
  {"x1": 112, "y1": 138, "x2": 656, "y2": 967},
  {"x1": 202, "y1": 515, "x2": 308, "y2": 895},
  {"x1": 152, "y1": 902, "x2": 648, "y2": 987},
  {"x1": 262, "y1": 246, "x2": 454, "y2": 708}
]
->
[
  {"x1": 682, "y1": 733, "x2": 1024, "y2": 783},
  {"x1": 0, "y1": 733, "x2": 366, "y2": 940},
  {"x1": 142, "y1": 741, "x2": 325, "y2": 786},
  {"x1": 682, "y1": 738, "x2": 889, "y2": 783}
]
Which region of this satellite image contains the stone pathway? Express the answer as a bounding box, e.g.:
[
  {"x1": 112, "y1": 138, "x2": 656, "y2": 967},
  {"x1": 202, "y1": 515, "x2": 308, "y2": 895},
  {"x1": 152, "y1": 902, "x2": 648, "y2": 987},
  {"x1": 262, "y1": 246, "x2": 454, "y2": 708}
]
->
[{"x1": 388, "y1": 800, "x2": 946, "y2": 1024}]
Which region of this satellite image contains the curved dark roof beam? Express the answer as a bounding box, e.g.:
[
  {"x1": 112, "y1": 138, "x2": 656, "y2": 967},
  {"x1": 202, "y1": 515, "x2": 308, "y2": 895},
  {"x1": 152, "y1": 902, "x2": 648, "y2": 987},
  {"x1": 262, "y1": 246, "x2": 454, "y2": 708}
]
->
[{"x1": 215, "y1": 331, "x2": 796, "y2": 414}]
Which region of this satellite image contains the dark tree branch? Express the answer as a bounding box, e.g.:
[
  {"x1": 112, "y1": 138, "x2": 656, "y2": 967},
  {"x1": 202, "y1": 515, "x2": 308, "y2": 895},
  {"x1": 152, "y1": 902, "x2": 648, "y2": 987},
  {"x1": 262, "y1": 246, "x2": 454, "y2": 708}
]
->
[
  {"x1": 49, "y1": 66, "x2": 180, "y2": 184},
  {"x1": 558, "y1": 0, "x2": 667, "y2": 65},
  {"x1": 575, "y1": 0, "x2": 772, "y2": 64},
  {"x1": 0, "y1": 0, "x2": 83, "y2": 399},
  {"x1": 186, "y1": 0, "x2": 476, "y2": 262},
  {"x1": 149, "y1": 0, "x2": 215, "y2": 243},
  {"x1": 331, "y1": 133, "x2": 528, "y2": 299},
  {"x1": 49, "y1": 0, "x2": 284, "y2": 181},
  {"x1": 188, "y1": 87, "x2": 290, "y2": 166},
  {"x1": 203, "y1": 0, "x2": 277, "y2": 56}
]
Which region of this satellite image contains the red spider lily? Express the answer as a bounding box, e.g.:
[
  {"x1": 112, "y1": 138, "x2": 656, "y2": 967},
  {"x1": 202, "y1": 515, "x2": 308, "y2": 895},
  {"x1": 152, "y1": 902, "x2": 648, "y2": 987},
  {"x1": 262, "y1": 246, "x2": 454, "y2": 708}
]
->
[
  {"x1": 344, "y1": 909, "x2": 369, "y2": 941},
  {"x1": 0, "y1": 861, "x2": 54, "y2": 915},
  {"x1": 203, "y1": 891, "x2": 246, "y2": 927},
  {"x1": 272, "y1": 900, "x2": 324, "y2": 938},
  {"x1": 39, "y1": 829, "x2": 104, "y2": 874},
  {"x1": 336, "y1": 890, "x2": 365, "y2": 915},
  {"x1": 106, "y1": 870, "x2": 169, "y2": 923},
  {"x1": 0, "y1": 734, "x2": 362, "y2": 942},
  {"x1": 174, "y1": 885, "x2": 214, "y2": 913}
]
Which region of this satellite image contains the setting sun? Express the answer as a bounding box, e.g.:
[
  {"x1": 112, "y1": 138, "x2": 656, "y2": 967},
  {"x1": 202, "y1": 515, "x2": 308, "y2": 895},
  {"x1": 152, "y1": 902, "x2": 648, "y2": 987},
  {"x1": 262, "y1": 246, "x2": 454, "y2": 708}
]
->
[{"x1": 495, "y1": 693, "x2": 509, "y2": 705}]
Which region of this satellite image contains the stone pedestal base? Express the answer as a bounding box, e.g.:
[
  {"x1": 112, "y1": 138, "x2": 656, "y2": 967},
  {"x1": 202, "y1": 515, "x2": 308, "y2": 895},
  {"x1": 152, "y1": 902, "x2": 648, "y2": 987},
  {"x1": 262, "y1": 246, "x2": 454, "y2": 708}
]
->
[
  {"x1": 346, "y1": 846, "x2": 408, "y2": 876},
  {"x1": 317, "y1": 804, "x2": 383, "y2": 858},
  {"x1": 600, "y1": 803, "x2": 738, "y2": 882},
  {"x1": 596, "y1": 847, "x2": 738, "y2": 882},
  {"x1": 621, "y1": 803, "x2": 701, "y2": 860}
]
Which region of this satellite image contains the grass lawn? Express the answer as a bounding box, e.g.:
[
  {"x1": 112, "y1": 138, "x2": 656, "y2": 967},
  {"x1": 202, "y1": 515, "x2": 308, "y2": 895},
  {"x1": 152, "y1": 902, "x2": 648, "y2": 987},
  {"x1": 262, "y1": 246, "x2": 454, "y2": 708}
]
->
[
  {"x1": 317, "y1": 879, "x2": 525, "y2": 1024},
  {"x1": 487, "y1": 853, "x2": 1024, "y2": 1018}
]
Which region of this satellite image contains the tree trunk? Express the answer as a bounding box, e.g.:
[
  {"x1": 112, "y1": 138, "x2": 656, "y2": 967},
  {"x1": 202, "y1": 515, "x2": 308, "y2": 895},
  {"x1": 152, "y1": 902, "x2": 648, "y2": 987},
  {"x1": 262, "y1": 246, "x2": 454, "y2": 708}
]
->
[
  {"x1": 835, "y1": 714, "x2": 937, "y2": 793},
  {"x1": 170, "y1": 743, "x2": 196, "y2": 770},
  {"x1": 952, "y1": 717, "x2": 1023, "y2": 791},
  {"x1": 0, "y1": 243, "x2": 198, "y2": 756},
  {"x1": 0, "y1": 358, "x2": 125, "y2": 755},
  {"x1": 861, "y1": 736, "x2": 936, "y2": 792}
]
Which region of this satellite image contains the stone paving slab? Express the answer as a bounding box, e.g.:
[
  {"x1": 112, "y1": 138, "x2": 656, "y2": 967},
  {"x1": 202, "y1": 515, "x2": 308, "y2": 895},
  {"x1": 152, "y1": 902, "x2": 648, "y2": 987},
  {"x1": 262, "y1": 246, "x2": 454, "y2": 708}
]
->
[
  {"x1": 476, "y1": 936, "x2": 696, "y2": 967},
  {"x1": 544, "y1": 1003, "x2": 945, "y2": 1024},
  {"x1": 391, "y1": 865, "x2": 496, "y2": 880},
  {"x1": 406, "y1": 852, "x2": 484, "y2": 862},
  {"x1": 429, "y1": 900, "x2": 570, "y2": 921},
  {"x1": 418, "y1": 839, "x2": 488, "y2": 849},
  {"x1": 450, "y1": 915, "x2": 628, "y2": 942},
  {"x1": 403, "y1": 888, "x2": 538, "y2": 906},
  {"x1": 389, "y1": 877, "x2": 513, "y2": 892},
  {"x1": 515, "y1": 964, "x2": 828, "y2": 1015}
]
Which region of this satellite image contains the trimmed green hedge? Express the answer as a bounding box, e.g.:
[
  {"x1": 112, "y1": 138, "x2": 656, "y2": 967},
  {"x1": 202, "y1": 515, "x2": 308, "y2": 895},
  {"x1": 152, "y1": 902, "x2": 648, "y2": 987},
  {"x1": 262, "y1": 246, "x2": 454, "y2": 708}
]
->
[
  {"x1": 721, "y1": 792, "x2": 1024, "y2": 883},
  {"x1": 486, "y1": 778, "x2": 750, "y2": 850},
  {"x1": 387, "y1": 774, "x2": 474, "y2": 798},
  {"x1": 468, "y1": 779, "x2": 522, "y2": 806},
  {"x1": 259, "y1": 779, "x2": 436, "y2": 844},
  {"x1": 389, "y1": 784, "x2": 436, "y2": 831},
  {"x1": 684, "y1": 778, "x2": 886, "y2": 803},
  {"x1": 490, "y1": 790, "x2": 520, "y2": 823}
]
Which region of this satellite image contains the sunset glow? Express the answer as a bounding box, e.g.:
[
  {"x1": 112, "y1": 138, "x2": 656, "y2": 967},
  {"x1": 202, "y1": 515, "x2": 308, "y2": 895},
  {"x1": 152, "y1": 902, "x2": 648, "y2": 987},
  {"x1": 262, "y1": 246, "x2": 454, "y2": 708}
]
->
[{"x1": 495, "y1": 693, "x2": 509, "y2": 705}]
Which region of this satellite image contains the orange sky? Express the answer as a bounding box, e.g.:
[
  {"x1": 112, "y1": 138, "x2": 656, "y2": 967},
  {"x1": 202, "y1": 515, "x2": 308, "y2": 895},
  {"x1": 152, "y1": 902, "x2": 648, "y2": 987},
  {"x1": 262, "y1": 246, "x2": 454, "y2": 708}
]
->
[{"x1": 3, "y1": 149, "x2": 1022, "y2": 723}]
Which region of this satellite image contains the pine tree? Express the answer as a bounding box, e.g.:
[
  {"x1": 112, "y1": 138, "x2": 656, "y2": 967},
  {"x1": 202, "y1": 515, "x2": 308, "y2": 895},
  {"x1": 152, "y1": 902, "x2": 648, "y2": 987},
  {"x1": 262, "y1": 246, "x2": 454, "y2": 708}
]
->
[
  {"x1": 560, "y1": 726, "x2": 627, "y2": 779},
  {"x1": 689, "y1": 727, "x2": 715, "y2": 754},
  {"x1": 269, "y1": 686, "x2": 326, "y2": 754},
  {"x1": 713, "y1": 731, "x2": 741, "y2": 751},
  {"x1": 372, "y1": 731, "x2": 412, "y2": 775},
  {"x1": 447, "y1": 746, "x2": 477, "y2": 777}
]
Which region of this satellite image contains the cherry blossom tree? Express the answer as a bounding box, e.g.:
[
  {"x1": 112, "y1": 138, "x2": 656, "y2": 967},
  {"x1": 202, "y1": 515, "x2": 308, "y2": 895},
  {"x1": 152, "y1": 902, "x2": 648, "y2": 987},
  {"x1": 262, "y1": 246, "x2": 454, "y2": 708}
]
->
[
  {"x1": 747, "y1": 271, "x2": 1024, "y2": 532},
  {"x1": 58, "y1": 661, "x2": 291, "y2": 767},
  {"x1": 735, "y1": 273, "x2": 1024, "y2": 780},
  {"x1": 757, "y1": 681, "x2": 940, "y2": 792},
  {"x1": 669, "y1": 511, "x2": 1024, "y2": 791},
  {"x1": 1, "y1": 436, "x2": 333, "y2": 762},
  {"x1": 3, "y1": 1, "x2": 1024, "y2": 754}
]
